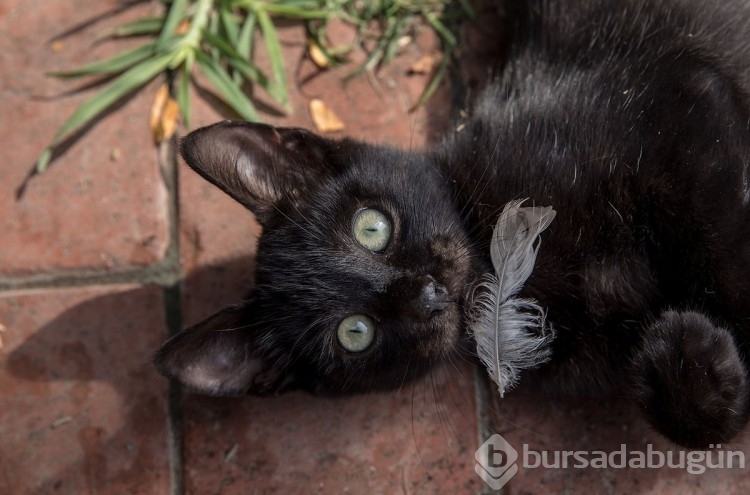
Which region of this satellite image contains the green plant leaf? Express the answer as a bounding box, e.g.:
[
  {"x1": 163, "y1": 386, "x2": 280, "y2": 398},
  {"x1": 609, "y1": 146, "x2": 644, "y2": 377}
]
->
[
  {"x1": 232, "y1": 0, "x2": 324, "y2": 16},
  {"x1": 456, "y1": 0, "x2": 476, "y2": 18},
  {"x1": 236, "y1": 10, "x2": 256, "y2": 60},
  {"x1": 256, "y1": 8, "x2": 288, "y2": 107},
  {"x1": 156, "y1": 0, "x2": 188, "y2": 50},
  {"x1": 262, "y1": 3, "x2": 329, "y2": 20},
  {"x1": 36, "y1": 0, "x2": 470, "y2": 176},
  {"x1": 409, "y1": 48, "x2": 449, "y2": 112},
  {"x1": 111, "y1": 17, "x2": 164, "y2": 38},
  {"x1": 36, "y1": 147, "x2": 53, "y2": 174},
  {"x1": 202, "y1": 28, "x2": 243, "y2": 62},
  {"x1": 195, "y1": 51, "x2": 258, "y2": 121},
  {"x1": 381, "y1": 16, "x2": 409, "y2": 67},
  {"x1": 349, "y1": 16, "x2": 397, "y2": 77},
  {"x1": 177, "y1": 64, "x2": 192, "y2": 128},
  {"x1": 201, "y1": 28, "x2": 276, "y2": 97},
  {"x1": 50, "y1": 52, "x2": 174, "y2": 146},
  {"x1": 207, "y1": 8, "x2": 221, "y2": 47},
  {"x1": 227, "y1": 55, "x2": 280, "y2": 104},
  {"x1": 47, "y1": 42, "x2": 156, "y2": 78},
  {"x1": 219, "y1": 6, "x2": 240, "y2": 45},
  {"x1": 424, "y1": 11, "x2": 456, "y2": 47},
  {"x1": 201, "y1": 25, "x2": 245, "y2": 83}
]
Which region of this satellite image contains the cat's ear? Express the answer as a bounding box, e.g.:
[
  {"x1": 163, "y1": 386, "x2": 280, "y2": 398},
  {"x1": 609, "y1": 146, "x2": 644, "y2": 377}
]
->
[
  {"x1": 154, "y1": 303, "x2": 294, "y2": 396},
  {"x1": 179, "y1": 121, "x2": 336, "y2": 223}
]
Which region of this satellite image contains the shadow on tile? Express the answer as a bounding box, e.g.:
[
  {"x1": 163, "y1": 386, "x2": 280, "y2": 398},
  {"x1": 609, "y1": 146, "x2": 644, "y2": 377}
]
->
[
  {"x1": 3, "y1": 285, "x2": 170, "y2": 494},
  {"x1": 486, "y1": 382, "x2": 750, "y2": 494},
  {"x1": 4, "y1": 256, "x2": 481, "y2": 494}
]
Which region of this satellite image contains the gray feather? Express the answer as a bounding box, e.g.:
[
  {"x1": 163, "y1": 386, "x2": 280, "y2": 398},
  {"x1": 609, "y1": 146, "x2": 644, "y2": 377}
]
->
[{"x1": 470, "y1": 200, "x2": 556, "y2": 396}]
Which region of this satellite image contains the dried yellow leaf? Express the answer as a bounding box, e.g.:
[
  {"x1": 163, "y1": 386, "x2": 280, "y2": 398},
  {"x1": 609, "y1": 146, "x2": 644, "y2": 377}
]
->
[
  {"x1": 308, "y1": 40, "x2": 329, "y2": 69},
  {"x1": 408, "y1": 53, "x2": 442, "y2": 75},
  {"x1": 149, "y1": 83, "x2": 180, "y2": 144},
  {"x1": 176, "y1": 19, "x2": 190, "y2": 35},
  {"x1": 149, "y1": 84, "x2": 169, "y2": 128},
  {"x1": 309, "y1": 99, "x2": 344, "y2": 133}
]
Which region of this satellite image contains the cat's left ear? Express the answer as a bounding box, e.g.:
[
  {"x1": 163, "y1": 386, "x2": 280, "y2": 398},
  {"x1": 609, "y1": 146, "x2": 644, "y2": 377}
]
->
[
  {"x1": 153, "y1": 303, "x2": 295, "y2": 396},
  {"x1": 179, "y1": 121, "x2": 337, "y2": 223}
]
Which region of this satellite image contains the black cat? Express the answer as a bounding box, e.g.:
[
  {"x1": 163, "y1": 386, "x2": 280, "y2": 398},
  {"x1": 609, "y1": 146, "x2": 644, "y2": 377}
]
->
[{"x1": 156, "y1": 0, "x2": 750, "y2": 449}]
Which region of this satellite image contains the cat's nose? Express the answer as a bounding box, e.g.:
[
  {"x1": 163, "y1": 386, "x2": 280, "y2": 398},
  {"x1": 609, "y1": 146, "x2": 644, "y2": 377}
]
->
[{"x1": 415, "y1": 275, "x2": 450, "y2": 320}]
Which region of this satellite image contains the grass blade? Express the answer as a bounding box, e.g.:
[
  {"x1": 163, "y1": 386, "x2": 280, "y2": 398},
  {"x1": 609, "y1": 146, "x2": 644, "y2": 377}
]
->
[
  {"x1": 348, "y1": 17, "x2": 396, "y2": 77},
  {"x1": 208, "y1": 8, "x2": 221, "y2": 45},
  {"x1": 156, "y1": 0, "x2": 188, "y2": 49},
  {"x1": 219, "y1": 6, "x2": 240, "y2": 45},
  {"x1": 51, "y1": 52, "x2": 174, "y2": 145},
  {"x1": 423, "y1": 11, "x2": 456, "y2": 47},
  {"x1": 226, "y1": 56, "x2": 278, "y2": 103},
  {"x1": 47, "y1": 42, "x2": 156, "y2": 78},
  {"x1": 111, "y1": 17, "x2": 164, "y2": 38},
  {"x1": 409, "y1": 48, "x2": 449, "y2": 112},
  {"x1": 177, "y1": 64, "x2": 192, "y2": 127},
  {"x1": 236, "y1": 10, "x2": 256, "y2": 60},
  {"x1": 456, "y1": 0, "x2": 476, "y2": 18},
  {"x1": 195, "y1": 51, "x2": 258, "y2": 121},
  {"x1": 262, "y1": 4, "x2": 329, "y2": 20},
  {"x1": 36, "y1": 148, "x2": 53, "y2": 174},
  {"x1": 381, "y1": 16, "x2": 409, "y2": 67},
  {"x1": 202, "y1": 28, "x2": 243, "y2": 61},
  {"x1": 256, "y1": 8, "x2": 288, "y2": 107},
  {"x1": 202, "y1": 25, "x2": 245, "y2": 83},
  {"x1": 202, "y1": 28, "x2": 276, "y2": 96}
]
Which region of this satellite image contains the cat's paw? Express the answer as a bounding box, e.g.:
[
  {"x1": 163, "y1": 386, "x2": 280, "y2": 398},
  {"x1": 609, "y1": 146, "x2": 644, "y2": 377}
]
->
[{"x1": 630, "y1": 310, "x2": 750, "y2": 448}]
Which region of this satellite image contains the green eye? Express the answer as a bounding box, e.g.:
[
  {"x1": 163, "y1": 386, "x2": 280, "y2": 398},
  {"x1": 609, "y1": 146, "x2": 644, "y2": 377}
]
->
[
  {"x1": 353, "y1": 208, "x2": 392, "y2": 252},
  {"x1": 337, "y1": 314, "x2": 375, "y2": 352}
]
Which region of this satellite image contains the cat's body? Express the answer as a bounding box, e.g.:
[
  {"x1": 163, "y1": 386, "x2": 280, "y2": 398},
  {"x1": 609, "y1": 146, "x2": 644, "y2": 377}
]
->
[
  {"x1": 449, "y1": 0, "x2": 750, "y2": 398},
  {"x1": 156, "y1": 0, "x2": 750, "y2": 448}
]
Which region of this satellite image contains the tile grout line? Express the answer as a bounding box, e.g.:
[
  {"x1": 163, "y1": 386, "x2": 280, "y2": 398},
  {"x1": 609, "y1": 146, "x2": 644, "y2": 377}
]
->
[
  {"x1": 159, "y1": 136, "x2": 186, "y2": 495},
  {"x1": 164, "y1": 284, "x2": 185, "y2": 495},
  {"x1": 0, "y1": 144, "x2": 183, "y2": 292},
  {"x1": 474, "y1": 367, "x2": 499, "y2": 495},
  {"x1": 3, "y1": 135, "x2": 188, "y2": 490},
  {"x1": 0, "y1": 263, "x2": 180, "y2": 292}
]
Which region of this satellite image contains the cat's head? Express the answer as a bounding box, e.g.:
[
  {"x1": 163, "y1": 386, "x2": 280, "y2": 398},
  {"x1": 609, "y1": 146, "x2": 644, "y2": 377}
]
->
[{"x1": 155, "y1": 121, "x2": 480, "y2": 396}]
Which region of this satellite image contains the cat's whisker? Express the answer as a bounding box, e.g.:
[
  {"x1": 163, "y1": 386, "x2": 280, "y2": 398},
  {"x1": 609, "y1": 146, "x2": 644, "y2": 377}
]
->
[
  {"x1": 455, "y1": 143, "x2": 498, "y2": 221},
  {"x1": 283, "y1": 318, "x2": 328, "y2": 372},
  {"x1": 428, "y1": 368, "x2": 458, "y2": 461},
  {"x1": 486, "y1": 394, "x2": 547, "y2": 440},
  {"x1": 281, "y1": 187, "x2": 348, "y2": 247},
  {"x1": 271, "y1": 202, "x2": 325, "y2": 244},
  {"x1": 397, "y1": 350, "x2": 415, "y2": 393},
  {"x1": 410, "y1": 372, "x2": 433, "y2": 474},
  {"x1": 442, "y1": 366, "x2": 476, "y2": 445}
]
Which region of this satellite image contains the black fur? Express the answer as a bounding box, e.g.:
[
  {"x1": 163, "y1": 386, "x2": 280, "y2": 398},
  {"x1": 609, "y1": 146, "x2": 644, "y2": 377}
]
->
[{"x1": 155, "y1": 0, "x2": 750, "y2": 448}]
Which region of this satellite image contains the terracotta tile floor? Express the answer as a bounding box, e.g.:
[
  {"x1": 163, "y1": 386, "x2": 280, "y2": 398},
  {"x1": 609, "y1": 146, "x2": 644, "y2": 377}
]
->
[{"x1": 2, "y1": 1, "x2": 749, "y2": 494}]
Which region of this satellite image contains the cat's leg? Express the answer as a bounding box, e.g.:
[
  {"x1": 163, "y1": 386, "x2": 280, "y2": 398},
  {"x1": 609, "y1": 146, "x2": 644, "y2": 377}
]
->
[{"x1": 629, "y1": 309, "x2": 750, "y2": 448}]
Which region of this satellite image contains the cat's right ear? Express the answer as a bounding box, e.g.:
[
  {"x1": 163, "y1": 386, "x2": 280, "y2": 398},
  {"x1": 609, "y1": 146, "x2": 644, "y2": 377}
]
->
[
  {"x1": 179, "y1": 121, "x2": 336, "y2": 223},
  {"x1": 153, "y1": 302, "x2": 294, "y2": 396}
]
